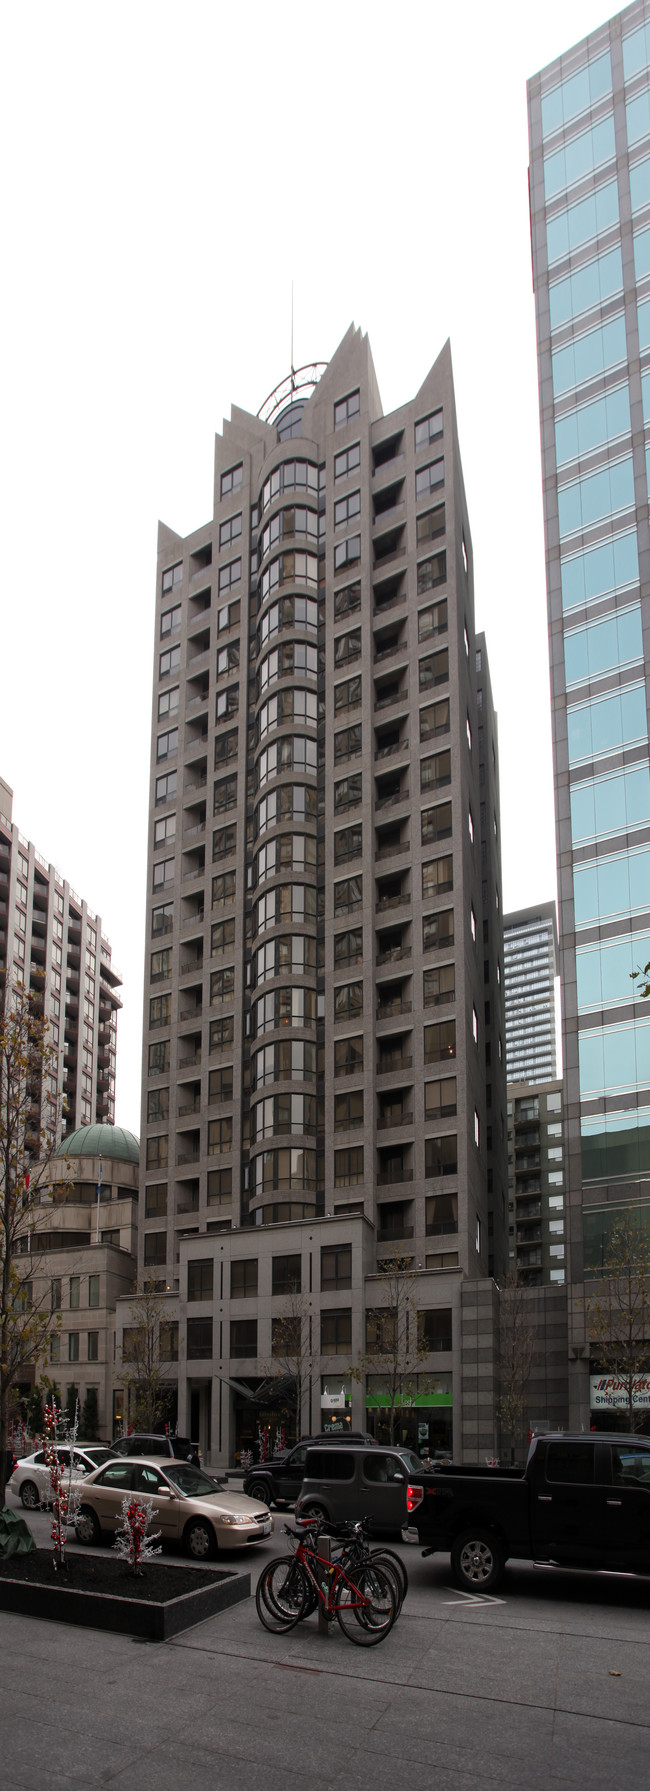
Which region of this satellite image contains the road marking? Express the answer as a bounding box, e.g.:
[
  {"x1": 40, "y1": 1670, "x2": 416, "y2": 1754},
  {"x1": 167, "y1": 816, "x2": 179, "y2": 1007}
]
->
[{"x1": 442, "y1": 1586, "x2": 506, "y2": 1607}]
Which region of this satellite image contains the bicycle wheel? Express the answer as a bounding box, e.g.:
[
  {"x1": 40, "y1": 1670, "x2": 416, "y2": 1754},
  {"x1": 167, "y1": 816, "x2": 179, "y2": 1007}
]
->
[
  {"x1": 336, "y1": 1564, "x2": 396, "y2": 1647},
  {"x1": 256, "y1": 1558, "x2": 309, "y2": 1632},
  {"x1": 338, "y1": 1546, "x2": 404, "y2": 1615},
  {"x1": 370, "y1": 1548, "x2": 408, "y2": 1605}
]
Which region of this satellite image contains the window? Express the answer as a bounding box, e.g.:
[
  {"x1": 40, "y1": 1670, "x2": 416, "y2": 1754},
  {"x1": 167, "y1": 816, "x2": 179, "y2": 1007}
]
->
[
  {"x1": 321, "y1": 1309, "x2": 352, "y2": 1353},
  {"x1": 87, "y1": 1332, "x2": 99, "y2": 1362},
  {"x1": 161, "y1": 603, "x2": 181, "y2": 637},
  {"x1": 417, "y1": 504, "x2": 445, "y2": 546},
  {"x1": 365, "y1": 1308, "x2": 397, "y2": 1353},
  {"x1": 468, "y1": 809, "x2": 474, "y2": 844},
  {"x1": 221, "y1": 463, "x2": 243, "y2": 499},
  {"x1": 144, "y1": 1232, "x2": 167, "y2": 1266},
  {"x1": 421, "y1": 802, "x2": 452, "y2": 845},
  {"x1": 162, "y1": 562, "x2": 182, "y2": 595},
  {"x1": 334, "y1": 1035, "x2": 364, "y2": 1077},
  {"x1": 187, "y1": 1318, "x2": 213, "y2": 1359},
  {"x1": 207, "y1": 1116, "x2": 233, "y2": 1153},
  {"x1": 146, "y1": 1135, "x2": 168, "y2": 1170},
  {"x1": 158, "y1": 686, "x2": 179, "y2": 720},
  {"x1": 216, "y1": 687, "x2": 239, "y2": 723},
  {"x1": 424, "y1": 1019, "x2": 456, "y2": 1063},
  {"x1": 546, "y1": 1442, "x2": 595, "y2": 1485},
  {"x1": 475, "y1": 1213, "x2": 482, "y2": 1254},
  {"x1": 334, "y1": 928, "x2": 363, "y2": 968},
  {"x1": 334, "y1": 580, "x2": 361, "y2": 618},
  {"x1": 272, "y1": 1315, "x2": 301, "y2": 1355},
  {"x1": 50, "y1": 1335, "x2": 60, "y2": 1363},
  {"x1": 188, "y1": 1260, "x2": 214, "y2": 1301},
  {"x1": 216, "y1": 640, "x2": 240, "y2": 679},
  {"x1": 418, "y1": 1308, "x2": 452, "y2": 1351},
  {"x1": 230, "y1": 1259, "x2": 258, "y2": 1300},
  {"x1": 420, "y1": 699, "x2": 450, "y2": 742},
  {"x1": 334, "y1": 1089, "x2": 364, "y2": 1129},
  {"x1": 334, "y1": 442, "x2": 361, "y2": 480},
  {"x1": 422, "y1": 854, "x2": 453, "y2": 897},
  {"x1": 207, "y1": 1168, "x2": 232, "y2": 1204},
  {"x1": 213, "y1": 824, "x2": 236, "y2": 863},
  {"x1": 334, "y1": 775, "x2": 362, "y2": 815},
  {"x1": 334, "y1": 390, "x2": 360, "y2": 429},
  {"x1": 425, "y1": 1077, "x2": 457, "y2": 1119},
  {"x1": 415, "y1": 458, "x2": 444, "y2": 501},
  {"x1": 334, "y1": 490, "x2": 361, "y2": 530},
  {"x1": 230, "y1": 1318, "x2": 257, "y2": 1357},
  {"x1": 215, "y1": 727, "x2": 238, "y2": 767},
  {"x1": 415, "y1": 410, "x2": 443, "y2": 450},
  {"x1": 155, "y1": 772, "x2": 177, "y2": 807},
  {"x1": 69, "y1": 1277, "x2": 80, "y2": 1310},
  {"x1": 50, "y1": 1278, "x2": 61, "y2": 1312},
  {"x1": 157, "y1": 729, "x2": 178, "y2": 761},
  {"x1": 219, "y1": 512, "x2": 242, "y2": 549},
  {"x1": 334, "y1": 724, "x2": 362, "y2": 762},
  {"x1": 148, "y1": 1039, "x2": 170, "y2": 1075},
  {"x1": 334, "y1": 675, "x2": 362, "y2": 713},
  {"x1": 272, "y1": 1254, "x2": 301, "y2": 1295},
  {"x1": 68, "y1": 1333, "x2": 79, "y2": 1363},
  {"x1": 159, "y1": 645, "x2": 180, "y2": 680},
  {"x1": 425, "y1": 1133, "x2": 457, "y2": 1178},
  {"x1": 152, "y1": 858, "x2": 174, "y2": 892},
  {"x1": 210, "y1": 965, "x2": 235, "y2": 1004},
  {"x1": 423, "y1": 909, "x2": 454, "y2": 953},
  {"x1": 334, "y1": 824, "x2": 362, "y2": 863},
  {"x1": 334, "y1": 534, "x2": 361, "y2": 573},
  {"x1": 149, "y1": 994, "x2": 171, "y2": 1029},
  {"x1": 418, "y1": 598, "x2": 447, "y2": 643},
  {"x1": 334, "y1": 1146, "x2": 364, "y2": 1185},
  {"x1": 154, "y1": 816, "x2": 176, "y2": 850},
  {"x1": 420, "y1": 749, "x2": 451, "y2": 793},
  {"x1": 212, "y1": 870, "x2": 236, "y2": 909},
  {"x1": 145, "y1": 1184, "x2": 167, "y2": 1217},
  {"x1": 208, "y1": 1066, "x2": 233, "y2": 1104},
  {"x1": 426, "y1": 1190, "x2": 458, "y2": 1235},
  {"x1": 334, "y1": 876, "x2": 363, "y2": 915},
  {"x1": 321, "y1": 1246, "x2": 352, "y2": 1292},
  {"x1": 334, "y1": 627, "x2": 361, "y2": 666},
  {"x1": 334, "y1": 981, "x2": 363, "y2": 1022},
  {"x1": 211, "y1": 918, "x2": 235, "y2": 956},
  {"x1": 419, "y1": 649, "x2": 448, "y2": 692}
]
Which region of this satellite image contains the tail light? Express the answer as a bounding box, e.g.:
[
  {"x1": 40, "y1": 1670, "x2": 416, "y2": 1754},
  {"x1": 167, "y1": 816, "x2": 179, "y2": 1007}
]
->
[{"x1": 407, "y1": 1483, "x2": 424, "y2": 1513}]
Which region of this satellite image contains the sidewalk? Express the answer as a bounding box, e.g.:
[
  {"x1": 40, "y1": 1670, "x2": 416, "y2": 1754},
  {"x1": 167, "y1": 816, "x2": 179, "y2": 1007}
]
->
[{"x1": 1, "y1": 1554, "x2": 649, "y2": 1791}]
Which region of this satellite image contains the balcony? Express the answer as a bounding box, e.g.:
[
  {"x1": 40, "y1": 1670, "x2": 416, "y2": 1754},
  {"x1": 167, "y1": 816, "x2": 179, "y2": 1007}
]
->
[
  {"x1": 377, "y1": 1054, "x2": 413, "y2": 1075},
  {"x1": 376, "y1": 838, "x2": 409, "y2": 861},
  {"x1": 377, "y1": 999, "x2": 411, "y2": 1022},
  {"x1": 376, "y1": 945, "x2": 411, "y2": 967},
  {"x1": 375, "y1": 891, "x2": 410, "y2": 913},
  {"x1": 374, "y1": 687, "x2": 408, "y2": 714},
  {"x1": 377, "y1": 1111, "x2": 413, "y2": 1130},
  {"x1": 375, "y1": 787, "x2": 409, "y2": 812},
  {"x1": 377, "y1": 1224, "x2": 414, "y2": 1243},
  {"x1": 374, "y1": 736, "x2": 408, "y2": 761},
  {"x1": 374, "y1": 637, "x2": 406, "y2": 666},
  {"x1": 377, "y1": 1168, "x2": 413, "y2": 1187}
]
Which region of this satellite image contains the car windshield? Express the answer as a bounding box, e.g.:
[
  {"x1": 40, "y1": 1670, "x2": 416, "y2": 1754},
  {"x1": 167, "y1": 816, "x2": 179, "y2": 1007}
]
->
[
  {"x1": 165, "y1": 1464, "x2": 224, "y2": 1497},
  {"x1": 83, "y1": 1448, "x2": 113, "y2": 1467},
  {"x1": 399, "y1": 1450, "x2": 424, "y2": 1474}
]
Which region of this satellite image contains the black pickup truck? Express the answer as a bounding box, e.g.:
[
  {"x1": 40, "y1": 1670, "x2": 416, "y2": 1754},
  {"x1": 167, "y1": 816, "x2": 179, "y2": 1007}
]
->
[{"x1": 409, "y1": 1432, "x2": 650, "y2": 1592}]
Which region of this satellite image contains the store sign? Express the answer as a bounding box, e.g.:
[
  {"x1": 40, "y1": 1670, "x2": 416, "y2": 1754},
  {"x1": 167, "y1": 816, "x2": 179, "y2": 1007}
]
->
[
  {"x1": 321, "y1": 1377, "x2": 351, "y2": 1410},
  {"x1": 365, "y1": 1372, "x2": 452, "y2": 1410},
  {"x1": 590, "y1": 1373, "x2": 650, "y2": 1410}
]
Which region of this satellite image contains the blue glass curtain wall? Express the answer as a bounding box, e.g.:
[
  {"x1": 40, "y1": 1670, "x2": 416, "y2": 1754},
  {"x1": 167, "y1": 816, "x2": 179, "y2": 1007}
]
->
[{"x1": 574, "y1": 844, "x2": 650, "y2": 929}]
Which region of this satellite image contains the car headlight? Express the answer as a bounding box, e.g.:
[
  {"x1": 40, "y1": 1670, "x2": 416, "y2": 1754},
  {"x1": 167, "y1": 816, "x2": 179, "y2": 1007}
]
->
[{"x1": 220, "y1": 1514, "x2": 254, "y2": 1526}]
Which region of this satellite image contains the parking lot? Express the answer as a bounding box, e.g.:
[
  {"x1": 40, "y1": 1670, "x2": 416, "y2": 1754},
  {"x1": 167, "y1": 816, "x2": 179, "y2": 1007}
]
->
[{"x1": 2, "y1": 1486, "x2": 650, "y2": 1790}]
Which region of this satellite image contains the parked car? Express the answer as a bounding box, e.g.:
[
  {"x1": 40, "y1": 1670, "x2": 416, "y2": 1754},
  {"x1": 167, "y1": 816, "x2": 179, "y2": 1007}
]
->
[
  {"x1": 294, "y1": 1443, "x2": 425, "y2": 1534},
  {"x1": 8, "y1": 1444, "x2": 115, "y2": 1509},
  {"x1": 243, "y1": 1433, "x2": 375, "y2": 1508},
  {"x1": 110, "y1": 1433, "x2": 201, "y2": 1467},
  {"x1": 410, "y1": 1431, "x2": 650, "y2": 1592},
  {"x1": 73, "y1": 1457, "x2": 272, "y2": 1558}
]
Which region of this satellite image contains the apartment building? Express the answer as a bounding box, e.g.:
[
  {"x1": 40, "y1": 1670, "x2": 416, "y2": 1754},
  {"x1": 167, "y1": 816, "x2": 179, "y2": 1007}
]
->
[
  {"x1": 0, "y1": 776, "x2": 122, "y2": 1143},
  {"x1": 132, "y1": 328, "x2": 508, "y2": 1464},
  {"x1": 528, "y1": 0, "x2": 650, "y2": 1425},
  {"x1": 503, "y1": 904, "x2": 559, "y2": 1084}
]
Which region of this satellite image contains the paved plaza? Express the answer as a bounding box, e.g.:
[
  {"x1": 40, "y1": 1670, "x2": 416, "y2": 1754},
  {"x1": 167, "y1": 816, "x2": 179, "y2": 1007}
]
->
[{"x1": 1, "y1": 1496, "x2": 649, "y2": 1791}]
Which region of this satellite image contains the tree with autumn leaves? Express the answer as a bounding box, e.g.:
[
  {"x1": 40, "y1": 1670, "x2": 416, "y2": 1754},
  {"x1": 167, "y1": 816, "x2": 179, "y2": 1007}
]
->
[{"x1": 0, "y1": 978, "x2": 64, "y2": 1504}]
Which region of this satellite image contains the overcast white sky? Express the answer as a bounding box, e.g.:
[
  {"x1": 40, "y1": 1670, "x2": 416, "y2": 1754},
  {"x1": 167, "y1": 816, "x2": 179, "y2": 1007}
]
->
[{"x1": 0, "y1": 0, "x2": 615, "y2": 1132}]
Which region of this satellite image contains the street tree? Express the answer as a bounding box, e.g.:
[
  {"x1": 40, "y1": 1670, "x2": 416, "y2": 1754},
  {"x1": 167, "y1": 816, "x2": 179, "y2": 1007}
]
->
[
  {"x1": 497, "y1": 1272, "x2": 536, "y2": 1465},
  {"x1": 0, "y1": 976, "x2": 64, "y2": 1504},
  {"x1": 257, "y1": 1286, "x2": 313, "y2": 1445},
  {"x1": 585, "y1": 1213, "x2": 650, "y2": 1432},
  {"x1": 353, "y1": 1256, "x2": 431, "y2": 1447},
  {"x1": 120, "y1": 1280, "x2": 177, "y2": 1432}
]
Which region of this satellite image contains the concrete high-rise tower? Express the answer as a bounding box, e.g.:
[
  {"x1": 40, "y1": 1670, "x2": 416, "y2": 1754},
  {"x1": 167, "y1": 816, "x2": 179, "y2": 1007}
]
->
[
  {"x1": 528, "y1": 1, "x2": 650, "y2": 1425},
  {"x1": 135, "y1": 329, "x2": 508, "y2": 1464},
  {"x1": 503, "y1": 903, "x2": 558, "y2": 1085}
]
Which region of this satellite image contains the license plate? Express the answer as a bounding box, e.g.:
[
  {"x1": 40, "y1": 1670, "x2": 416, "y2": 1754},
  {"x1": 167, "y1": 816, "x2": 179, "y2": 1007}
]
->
[{"x1": 263, "y1": 1523, "x2": 271, "y2": 1536}]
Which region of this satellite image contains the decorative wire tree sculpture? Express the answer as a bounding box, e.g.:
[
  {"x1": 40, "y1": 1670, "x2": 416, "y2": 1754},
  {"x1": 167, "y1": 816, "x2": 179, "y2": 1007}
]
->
[
  {"x1": 41, "y1": 1398, "x2": 82, "y2": 1571},
  {"x1": 113, "y1": 1496, "x2": 161, "y2": 1576}
]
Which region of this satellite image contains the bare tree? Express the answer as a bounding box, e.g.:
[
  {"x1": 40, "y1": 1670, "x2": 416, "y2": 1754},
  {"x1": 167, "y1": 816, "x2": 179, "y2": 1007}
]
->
[
  {"x1": 120, "y1": 1280, "x2": 177, "y2": 1432},
  {"x1": 497, "y1": 1273, "x2": 535, "y2": 1465},
  {"x1": 585, "y1": 1214, "x2": 650, "y2": 1433},
  {"x1": 257, "y1": 1287, "x2": 313, "y2": 1445},
  {"x1": 353, "y1": 1256, "x2": 431, "y2": 1447},
  {"x1": 0, "y1": 977, "x2": 65, "y2": 1503}
]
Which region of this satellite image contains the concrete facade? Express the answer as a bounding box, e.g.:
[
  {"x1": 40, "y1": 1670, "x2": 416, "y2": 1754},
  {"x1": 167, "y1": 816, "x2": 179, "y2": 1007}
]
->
[{"x1": 134, "y1": 329, "x2": 509, "y2": 1465}]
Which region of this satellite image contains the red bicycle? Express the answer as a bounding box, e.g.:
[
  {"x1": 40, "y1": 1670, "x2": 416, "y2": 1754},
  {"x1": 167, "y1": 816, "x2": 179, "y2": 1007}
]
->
[{"x1": 256, "y1": 1527, "x2": 396, "y2": 1647}]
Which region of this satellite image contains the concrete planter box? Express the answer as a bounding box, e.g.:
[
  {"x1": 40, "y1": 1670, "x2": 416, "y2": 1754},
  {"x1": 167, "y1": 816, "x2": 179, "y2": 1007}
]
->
[{"x1": 0, "y1": 1564, "x2": 250, "y2": 1640}]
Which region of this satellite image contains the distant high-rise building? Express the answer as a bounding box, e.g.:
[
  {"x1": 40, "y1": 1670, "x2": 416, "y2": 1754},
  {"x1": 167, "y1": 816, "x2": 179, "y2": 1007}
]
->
[
  {"x1": 133, "y1": 327, "x2": 509, "y2": 1464},
  {"x1": 0, "y1": 776, "x2": 122, "y2": 1143},
  {"x1": 503, "y1": 904, "x2": 558, "y2": 1084},
  {"x1": 528, "y1": 0, "x2": 650, "y2": 1425},
  {"x1": 507, "y1": 1080, "x2": 565, "y2": 1286}
]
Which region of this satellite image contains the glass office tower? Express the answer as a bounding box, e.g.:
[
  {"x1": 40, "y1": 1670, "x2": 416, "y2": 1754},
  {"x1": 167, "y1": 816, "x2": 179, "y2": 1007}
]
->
[{"x1": 528, "y1": 1, "x2": 650, "y2": 1423}]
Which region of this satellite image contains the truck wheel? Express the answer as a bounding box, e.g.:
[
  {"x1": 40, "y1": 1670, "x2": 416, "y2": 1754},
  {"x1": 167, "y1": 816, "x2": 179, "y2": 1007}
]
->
[
  {"x1": 450, "y1": 1529, "x2": 505, "y2": 1593},
  {"x1": 247, "y1": 1478, "x2": 272, "y2": 1505}
]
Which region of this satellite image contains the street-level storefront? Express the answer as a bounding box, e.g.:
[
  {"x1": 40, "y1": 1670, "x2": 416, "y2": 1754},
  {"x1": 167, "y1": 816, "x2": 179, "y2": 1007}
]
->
[
  {"x1": 589, "y1": 1370, "x2": 650, "y2": 1436},
  {"x1": 365, "y1": 1372, "x2": 453, "y2": 1454},
  {"x1": 321, "y1": 1375, "x2": 353, "y2": 1435}
]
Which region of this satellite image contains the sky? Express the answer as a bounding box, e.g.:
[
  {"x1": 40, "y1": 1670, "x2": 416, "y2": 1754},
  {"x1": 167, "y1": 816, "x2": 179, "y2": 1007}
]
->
[{"x1": 0, "y1": 0, "x2": 617, "y2": 1133}]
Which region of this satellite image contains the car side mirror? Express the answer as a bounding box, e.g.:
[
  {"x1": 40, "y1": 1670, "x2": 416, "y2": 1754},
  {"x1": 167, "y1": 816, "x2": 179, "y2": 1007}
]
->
[{"x1": 392, "y1": 1473, "x2": 404, "y2": 1482}]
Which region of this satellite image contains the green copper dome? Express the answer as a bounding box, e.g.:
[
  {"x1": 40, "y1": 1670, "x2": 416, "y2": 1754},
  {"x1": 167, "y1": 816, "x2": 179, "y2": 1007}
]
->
[{"x1": 53, "y1": 1124, "x2": 139, "y2": 1165}]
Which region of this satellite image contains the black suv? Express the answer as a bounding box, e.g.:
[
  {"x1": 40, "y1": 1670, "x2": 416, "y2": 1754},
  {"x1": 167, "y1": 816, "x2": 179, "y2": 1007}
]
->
[
  {"x1": 243, "y1": 1433, "x2": 374, "y2": 1508},
  {"x1": 110, "y1": 1433, "x2": 200, "y2": 1467}
]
